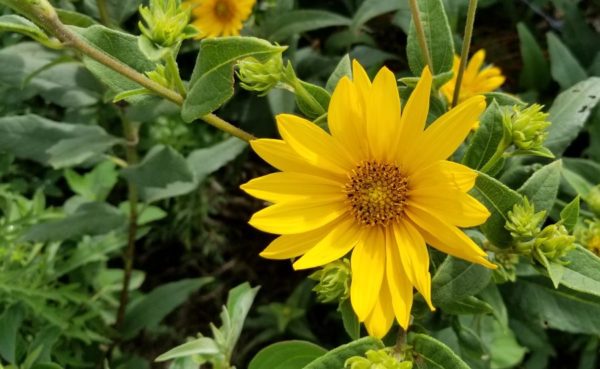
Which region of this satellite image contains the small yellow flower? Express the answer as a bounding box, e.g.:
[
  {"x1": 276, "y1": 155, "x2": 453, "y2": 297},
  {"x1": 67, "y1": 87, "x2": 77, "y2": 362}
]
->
[
  {"x1": 440, "y1": 49, "x2": 505, "y2": 104},
  {"x1": 241, "y1": 61, "x2": 495, "y2": 338},
  {"x1": 184, "y1": 0, "x2": 256, "y2": 38}
]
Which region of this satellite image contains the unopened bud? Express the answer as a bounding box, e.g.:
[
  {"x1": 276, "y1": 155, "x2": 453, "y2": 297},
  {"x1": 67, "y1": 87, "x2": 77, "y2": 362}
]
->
[
  {"x1": 309, "y1": 259, "x2": 351, "y2": 303},
  {"x1": 504, "y1": 104, "x2": 551, "y2": 150},
  {"x1": 585, "y1": 185, "x2": 600, "y2": 217},
  {"x1": 139, "y1": 0, "x2": 197, "y2": 48},
  {"x1": 532, "y1": 223, "x2": 575, "y2": 261},
  {"x1": 576, "y1": 219, "x2": 600, "y2": 256},
  {"x1": 505, "y1": 198, "x2": 545, "y2": 241},
  {"x1": 146, "y1": 65, "x2": 173, "y2": 89},
  {"x1": 345, "y1": 349, "x2": 413, "y2": 369},
  {"x1": 237, "y1": 55, "x2": 284, "y2": 96}
]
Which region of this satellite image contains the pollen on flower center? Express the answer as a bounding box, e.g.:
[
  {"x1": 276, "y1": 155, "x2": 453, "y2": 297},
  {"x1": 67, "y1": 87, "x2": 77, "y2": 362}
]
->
[
  {"x1": 214, "y1": 1, "x2": 233, "y2": 21},
  {"x1": 344, "y1": 161, "x2": 409, "y2": 227}
]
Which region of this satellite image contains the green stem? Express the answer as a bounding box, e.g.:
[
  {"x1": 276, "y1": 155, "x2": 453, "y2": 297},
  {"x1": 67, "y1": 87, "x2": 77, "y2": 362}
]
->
[
  {"x1": 115, "y1": 114, "x2": 140, "y2": 330},
  {"x1": 165, "y1": 50, "x2": 188, "y2": 98},
  {"x1": 408, "y1": 0, "x2": 433, "y2": 72},
  {"x1": 29, "y1": 7, "x2": 256, "y2": 142},
  {"x1": 96, "y1": 0, "x2": 110, "y2": 25},
  {"x1": 451, "y1": 0, "x2": 478, "y2": 107},
  {"x1": 479, "y1": 142, "x2": 508, "y2": 173}
]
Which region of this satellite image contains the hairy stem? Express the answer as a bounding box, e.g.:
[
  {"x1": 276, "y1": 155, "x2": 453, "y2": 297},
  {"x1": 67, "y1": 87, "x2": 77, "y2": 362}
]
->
[
  {"x1": 30, "y1": 7, "x2": 255, "y2": 141},
  {"x1": 408, "y1": 0, "x2": 433, "y2": 72},
  {"x1": 115, "y1": 114, "x2": 140, "y2": 330},
  {"x1": 452, "y1": 0, "x2": 478, "y2": 107},
  {"x1": 96, "y1": 0, "x2": 110, "y2": 25}
]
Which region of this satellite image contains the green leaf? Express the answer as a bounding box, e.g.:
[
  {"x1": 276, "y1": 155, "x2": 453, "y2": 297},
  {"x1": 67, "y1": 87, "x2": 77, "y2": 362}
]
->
[
  {"x1": 545, "y1": 77, "x2": 600, "y2": 155},
  {"x1": 547, "y1": 32, "x2": 587, "y2": 90},
  {"x1": 121, "y1": 145, "x2": 196, "y2": 203},
  {"x1": 294, "y1": 80, "x2": 330, "y2": 119},
  {"x1": 56, "y1": 8, "x2": 97, "y2": 27},
  {"x1": 560, "y1": 196, "x2": 580, "y2": 233},
  {"x1": 303, "y1": 337, "x2": 384, "y2": 369},
  {"x1": 263, "y1": 10, "x2": 351, "y2": 42},
  {"x1": 123, "y1": 277, "x2": 213, "y2": 339},
  {"x1": 187, "y1": 137, "x2": 247, "y2": 181},
  {"x1": 440, "y1": 296, "x2": 494, "y2": 315},
  {"x1": 72, "y1": 25, "x2": 156, "y2": 100},
  {"x1": 471, "y1": 172, "x2": 523, "y2": 248},
  {"x1": 0, "y1": 15, "x2": 61, "y2": 49},
  {"x1": 339, "y1": 299, "x2": 360, "y2": 340},
  {"x1": 22, "y1": 202, "x2": 126, "y2": 242},
  {"x1": 65, "y1": 161, "x2": 118, "y2": 202},
  {"x1": 0, "y1": 305, "x2": 24, "y2": 364},
  {"x1": 182, "y1": 37, "x2": 285, "y2": 122},
  {"x1": 462, "y1": 101, "x2": 506, "y2": 170},
  {"x1": 517, "y1": 160, "x2": 562, "y2": 219},
  {"x1": 0, "y1": 115, "x2": 119, "y2": 168},
  {"x1": 555, "y1": 246, "x2": 600, "y2": 298},
  {"x1": 410, "y1": 333, "x2": 470, "y2": 369},
  {"x1": 506, "y1": 278, "x2": 600, "y2": 335},
  {"x1": 483, "y1": 92, "x2": 526, "y2": 107},
  {"x1": 432, "y1": 256, "x2": 492, "y2": 306},
  {"x1": 325, "y1": 54, "x2": 352, "y2": 93},
  {"x1": 248, "y1": 341, "x2": 327, "y2": 369},
  {"x1": 351, "y1": 0, "x2": 403, "y2": 32},
  {"x1": 406, "y1": 0, "x2": 454, "y2": 75},
  {"x1": 155, "y1": 337, "x2": 220, "y2": 362},
  {"x1": 517, "y1": 22, "x2": 550, "y2": 91}
]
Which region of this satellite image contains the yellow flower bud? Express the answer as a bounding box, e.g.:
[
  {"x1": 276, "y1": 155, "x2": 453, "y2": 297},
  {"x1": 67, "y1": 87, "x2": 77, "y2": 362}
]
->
[
  {"x1": 576, "y1": 219, "x2": 600, "y2": 256},
  {"x1": 585, "y1": 185, "x2": 600, "y2": 217}
]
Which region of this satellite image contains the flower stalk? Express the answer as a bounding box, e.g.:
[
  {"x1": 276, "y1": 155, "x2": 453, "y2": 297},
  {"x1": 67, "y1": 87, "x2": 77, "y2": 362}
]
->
[
  {"x1": 408, "y1": 0, "x2": 433, "y2": 72},
  {"x1": 452, "y1": 0, "x2": 478, "y2": 107}
]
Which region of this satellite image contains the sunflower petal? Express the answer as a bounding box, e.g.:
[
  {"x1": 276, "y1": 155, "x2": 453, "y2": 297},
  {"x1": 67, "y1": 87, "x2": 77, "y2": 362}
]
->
[
  {"x1": 385, "y1": 227, "x2": 413, "y2": 329},
  {"x1": 466, "y1": 49, "x2": 486, "y2": 77},
  {"x1": 241, "y1": 172, "x2": 343, "y2": 203},
  {"x1": 364, "y1": 277, "x2": 395, "y2": 338},
  {"x1": 398, "y1": 67, "x2": 432, "y2": 149},
  {"x1": 328, "y1": 77, "x2": 367, "y2": 161},
  {"x1": 351, "y1": 227, "x2": 385, "y2": 321},
  {"x1": 249, "y1": 198, "x2": 346, "y2": 235},
  {"x1": 409, "y1": 160, "x2": 478, "y2": 192},
  {"x1": 260, "y1": 225, "x2": 333, "y2": 259},
  {"x1": 408, "y1": 189, "x2": 490, "y2": 227},
  {"x1": 293, "y1": 216, "x2": 361, "y2": 269},
  {"x1": 393, "y1": 222, "x2": 434, "y2": 310}
]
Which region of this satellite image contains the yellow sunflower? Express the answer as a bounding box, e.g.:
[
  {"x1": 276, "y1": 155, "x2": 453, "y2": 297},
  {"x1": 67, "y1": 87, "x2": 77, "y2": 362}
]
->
[
  {"x1": 185, "y1": 0, "x2": 255, "y2": 38},
  {"x1": 440, "y1": 49, "x2": 505, "y2": 104},
  {"x1": 241, "y1": 61, "x2": 496, "y2": 338}
]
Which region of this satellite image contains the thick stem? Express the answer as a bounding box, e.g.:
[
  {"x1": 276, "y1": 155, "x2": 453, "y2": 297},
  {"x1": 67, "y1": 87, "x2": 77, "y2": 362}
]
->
[
  {"x1": 451, "y1": 0, "x2": 479, "y2": 107},
  {"x1": 96, "y1": 0, "x2": 110, "y2": 25},
  {"x1": 408, "y1": 0, "x2": 433, "y2": 72},
  {"x1": 33, "y1": 9, "x2": 255, "y2": 141},
  {"x1": 115, "y1": 114, "x2": 140, "y2": 330}
]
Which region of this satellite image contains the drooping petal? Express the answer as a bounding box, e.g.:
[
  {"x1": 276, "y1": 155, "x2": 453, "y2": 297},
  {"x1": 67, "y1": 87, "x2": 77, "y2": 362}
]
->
[
  {"x1": 397, "y1": 67, "x2": 432, "y2": 159},
  {"x1": 277, "y1": 114, "x2": 355, "y2": 174},
  {"x1": 293, "y1": 216, "x2": 362, "y2": 269},
  {"x1": 260, "y1": 225, "x2": 334, "y2": 259},
  {"x1": 410, "y1": 96, "x2": 486, "y2": 168},
  {"x1": 366, "y1": 67, "x2": 402, "y2": 161},
  {"x1": 406, "y1": 207, "x2": 496, "y2": 268},
  {"x1": 385, "y1": 226, "x2": 413, "y2": 329},
  {"x1": 249, "y1": 198, "x2": 346, "y2": 235},
  {"x1": 351, "y1": 227, "x2": 385, "y2": 321},
  {"x1": 328, "y1": 77, "x2": 367, "y2": 161},
  {"x1": 364, "y1": 277, "x2": 395, "y2": 338},
  {"x1": 393, "y1": 221, "x2": 434, "y2": 310},
  {"x1": 241, "y1": 172, "x2": 343, "y2": 203},
  {"x1": 408, "y1": 160, "x2": 478, "y2": 192},
  {"x1": 408, "y1": 186, "x2": 490, "y2": 228}
]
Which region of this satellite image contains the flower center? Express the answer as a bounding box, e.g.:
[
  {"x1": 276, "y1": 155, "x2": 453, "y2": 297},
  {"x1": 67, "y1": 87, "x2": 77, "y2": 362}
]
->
[
  {"x1": 344, "y1": 161, "x2": 409, "y2": 227},
  {"x1": 214, "y1": 1, "x2": 233, "y2": 21}
]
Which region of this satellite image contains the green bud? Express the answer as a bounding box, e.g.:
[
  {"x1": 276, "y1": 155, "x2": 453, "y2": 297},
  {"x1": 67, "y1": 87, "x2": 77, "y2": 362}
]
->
[
  {"x1": 237, "y1": 55, "x2": 285, "y2": 96},
  {"x1": 584, "y1": 185, "x2": 600, "y2": 217},
  {"x1": 309, "y1": 259, "x2": 351, "y2": 303},
  {"x1": 505, "y1": 197, "x2": 546, "y2": 241},
  {"x1": 138, "y1": 0, "x2": 197, "y2": 48},
  {"x1": 575, "y1": 219, "x2": 600, "y2": 256},
  {"x1": 531, "y1": 223, "x2": 576, "y2": 261},
  {"x1": 345, "y1": 349, "x2": 413, "y2": 369},
  {"x1": 492, "y1": 252, "x2": 519, "y2": 284},
  {"x1": 146, "y1": 65, "x2": 173, "y2": 89},
  {"x1": 504, "y1": 104, "x2": 551, "y2": 151}
]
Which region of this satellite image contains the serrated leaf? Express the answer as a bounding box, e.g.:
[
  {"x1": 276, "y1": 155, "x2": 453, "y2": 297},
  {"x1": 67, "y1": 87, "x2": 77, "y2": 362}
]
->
[
  {"x1": 123, "y1": 277, "x2": 213, "y2": 339},
  {"x1": 547, "y1": 32, "x2": 587, "y2": 90},
  {"x1": 560, "y1": 196, "x2": 580, "y2": 233},
  {"x1": 471, "y1": 172, "x2": 523, "y2": 248},
  {"x1": 410, "y1": 333, "x2": 470, "y2": 369},
  {"x1": 517, "y1": 23, "x2": 550, "y2": 91},
  {"x1": 432, "y1": 256, "x2": 492, "y2": 306},
  {"x1": 462, "y1": 101, "x2": 506, "y2": 170},
  {"x1": 406, "y1": 0, "x2": 454, "y2": 75},
  {"x1": 182, "y1": 37, "x2": 285, "y2": 122},
  {"x1": 263, "y1": 10, "x2": 352, "y2": 42},
  {"x1": 545, "y1": 77, "x2": 600, "y2": 156},
  {"x1": 248, "y1": 341, "x2": 327, "y2": 369},
  {"x1": 518, "y1": 160, "x2": 562, "y2": 220},
  {"x1": 303, "y1": 337, "x2": 384, "y2": 369}
]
